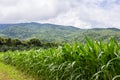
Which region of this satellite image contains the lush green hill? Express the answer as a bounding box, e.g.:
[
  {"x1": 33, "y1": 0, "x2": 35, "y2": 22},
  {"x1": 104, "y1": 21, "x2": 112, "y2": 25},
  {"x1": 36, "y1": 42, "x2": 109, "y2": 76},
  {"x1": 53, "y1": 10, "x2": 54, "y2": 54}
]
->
[
  {"x1": 0, "y1": 22, "x2": 80, "y2": 42},
  {"x1": 0, "y1": 22, "x2": 120, "y2": 42},
  {"x1": 74, "y1": 28, "x2": 120, "y2": 42}
]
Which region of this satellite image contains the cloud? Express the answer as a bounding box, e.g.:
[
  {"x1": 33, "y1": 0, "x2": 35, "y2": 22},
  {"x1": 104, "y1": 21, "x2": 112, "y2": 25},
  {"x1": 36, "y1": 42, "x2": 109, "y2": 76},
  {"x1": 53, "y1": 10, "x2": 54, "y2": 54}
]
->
[
  {"x1": 0, "y1": 0, "x2": 69, "y2": 22},
  {"x1": 0, "y1": 0, "x2": 120, "y2": 28}
]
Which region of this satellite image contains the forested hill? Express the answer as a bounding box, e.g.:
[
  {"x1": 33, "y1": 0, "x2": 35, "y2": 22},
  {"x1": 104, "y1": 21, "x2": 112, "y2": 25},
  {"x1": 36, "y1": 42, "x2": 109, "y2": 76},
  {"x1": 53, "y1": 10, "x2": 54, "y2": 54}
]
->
[
  {"x1": 0, "y1": 22, "x2": 80, "y2": 42},
  {"x1": 0, "y1": 22, "x2": 120, "y2": 42}
]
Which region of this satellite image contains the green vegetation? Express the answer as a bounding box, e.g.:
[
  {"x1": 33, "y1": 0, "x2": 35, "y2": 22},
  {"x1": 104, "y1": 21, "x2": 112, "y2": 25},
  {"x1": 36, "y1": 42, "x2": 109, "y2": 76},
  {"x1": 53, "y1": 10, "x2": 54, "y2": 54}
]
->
[
  {"x1": 0, "y1": 23, "x2": 120, "y2": 42},
  {"x1": 0, "y1": 23, "x2": 80, "y2": 42},
  {"x1": 1, "y1": 38, "x2": 120, "y2": 80},
  {"x1": 75, "y1": 29, "x2": 120, "y2": 42},
  {"x1": 0, "y1": 37, "x2": 60, "y2": 52},
  {"x1": 0, "y1": 61, "x2": 35, "y2": 80},
  {"x1": 0, "y1": 23, "x2": 120, "y2": 80}
]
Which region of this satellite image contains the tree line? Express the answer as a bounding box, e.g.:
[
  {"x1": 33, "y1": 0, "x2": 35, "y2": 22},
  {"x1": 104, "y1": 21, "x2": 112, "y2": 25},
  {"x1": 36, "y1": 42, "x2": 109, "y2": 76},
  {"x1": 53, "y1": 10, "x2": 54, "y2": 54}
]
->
[{"x1": 0, "y1": 37, "x2": 60, "y2": 52}]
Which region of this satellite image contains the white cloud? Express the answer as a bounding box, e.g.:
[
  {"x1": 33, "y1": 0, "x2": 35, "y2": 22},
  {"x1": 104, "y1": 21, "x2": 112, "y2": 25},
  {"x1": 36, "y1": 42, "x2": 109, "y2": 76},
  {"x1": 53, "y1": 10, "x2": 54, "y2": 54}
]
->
[{"x1": 0, "y1": 0, "x2": 120, "y2": 28}]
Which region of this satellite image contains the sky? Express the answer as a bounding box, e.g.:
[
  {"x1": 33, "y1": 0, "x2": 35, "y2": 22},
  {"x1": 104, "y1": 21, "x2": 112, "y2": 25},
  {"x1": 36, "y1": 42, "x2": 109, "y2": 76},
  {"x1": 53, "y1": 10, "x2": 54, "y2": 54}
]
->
[{"x1": 0, "y1": 0, "x2": 120, "y2": 29}]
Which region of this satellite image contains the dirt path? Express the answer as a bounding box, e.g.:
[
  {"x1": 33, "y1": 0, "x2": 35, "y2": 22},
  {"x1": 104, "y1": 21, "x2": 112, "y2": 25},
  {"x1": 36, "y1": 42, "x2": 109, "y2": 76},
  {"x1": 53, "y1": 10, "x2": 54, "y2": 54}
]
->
[
  {"x1": 0, "y1": 62, "x2": 35, "y2": 80},
  {"x1": 0, "y1": 72, "x2": 13, "y2": 80},
  {"x1": 0, "y1": 72, "x2": 10, "y2": 80}
]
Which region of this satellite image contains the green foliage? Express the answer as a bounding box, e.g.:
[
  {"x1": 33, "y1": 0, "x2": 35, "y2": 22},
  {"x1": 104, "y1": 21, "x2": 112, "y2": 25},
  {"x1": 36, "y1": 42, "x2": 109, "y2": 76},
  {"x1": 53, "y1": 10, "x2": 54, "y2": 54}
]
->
[
  {"x1": 28, "y1": 38, "x2": 41, "y2": 46},
  {"x1": 0, "y1": 37, "x2": 59, "y2": 52},
  {"x1": 1, "y1": 38, "x2": 120, "y2": 80},
  {"x1": 0, "y1": 23, "x2": 80, "y2": 42},
  {"x1": 1, "y1": 23, "x2": 120, "y2": 43}
]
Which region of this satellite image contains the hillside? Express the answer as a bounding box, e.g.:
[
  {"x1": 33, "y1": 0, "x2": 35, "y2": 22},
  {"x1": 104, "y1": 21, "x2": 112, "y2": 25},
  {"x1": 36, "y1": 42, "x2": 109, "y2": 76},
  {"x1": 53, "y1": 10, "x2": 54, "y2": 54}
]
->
[
  {"x1": 0, "y1": 22, "x2": 120, "y2": 42},
  {"x1": 0, "y1": 22, "x2": 80, "y2": 42}
]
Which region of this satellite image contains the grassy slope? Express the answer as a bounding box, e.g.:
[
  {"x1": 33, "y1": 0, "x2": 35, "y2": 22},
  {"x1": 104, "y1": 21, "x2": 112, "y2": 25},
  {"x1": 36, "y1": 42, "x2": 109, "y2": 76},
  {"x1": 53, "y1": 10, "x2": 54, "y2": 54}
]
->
[{"x1": 0, "y1": 61, "x2": 35, "y2": 80}]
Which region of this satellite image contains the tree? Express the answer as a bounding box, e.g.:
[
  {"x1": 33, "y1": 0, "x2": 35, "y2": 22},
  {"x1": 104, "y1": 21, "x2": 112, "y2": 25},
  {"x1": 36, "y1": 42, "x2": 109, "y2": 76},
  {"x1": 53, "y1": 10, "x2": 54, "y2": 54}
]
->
[{"x1": 28, "y1": 38, "x2": 41, "y2": 46}]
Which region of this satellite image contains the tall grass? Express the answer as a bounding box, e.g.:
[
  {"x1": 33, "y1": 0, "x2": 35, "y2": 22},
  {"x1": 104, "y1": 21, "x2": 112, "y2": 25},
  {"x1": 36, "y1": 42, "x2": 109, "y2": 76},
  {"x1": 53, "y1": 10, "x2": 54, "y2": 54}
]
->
[{"x1": 1, "y1": 38, "x2": 120, "y2": 80}]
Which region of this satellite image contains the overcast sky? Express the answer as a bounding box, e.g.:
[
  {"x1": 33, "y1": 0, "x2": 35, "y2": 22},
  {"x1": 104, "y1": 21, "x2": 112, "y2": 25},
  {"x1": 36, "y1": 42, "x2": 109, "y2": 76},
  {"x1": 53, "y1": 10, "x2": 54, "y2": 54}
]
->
[{"x1": 0, "y1": 0, "x2": 120, "y2": 28}]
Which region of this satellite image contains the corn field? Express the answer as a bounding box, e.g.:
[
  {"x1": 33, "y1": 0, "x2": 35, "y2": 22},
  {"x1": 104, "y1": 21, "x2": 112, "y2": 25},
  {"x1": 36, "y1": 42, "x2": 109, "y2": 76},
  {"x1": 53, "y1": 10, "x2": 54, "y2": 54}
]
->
[{"x1": 1, "y1": 38, "x2": 120, "y2": 80}]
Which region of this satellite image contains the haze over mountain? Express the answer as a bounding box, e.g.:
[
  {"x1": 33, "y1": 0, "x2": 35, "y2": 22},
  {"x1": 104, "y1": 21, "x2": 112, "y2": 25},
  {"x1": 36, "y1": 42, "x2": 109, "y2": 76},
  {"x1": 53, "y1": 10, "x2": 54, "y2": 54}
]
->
[{"x1": 0, "y1": 22, "x2": 120, "y2": 42}]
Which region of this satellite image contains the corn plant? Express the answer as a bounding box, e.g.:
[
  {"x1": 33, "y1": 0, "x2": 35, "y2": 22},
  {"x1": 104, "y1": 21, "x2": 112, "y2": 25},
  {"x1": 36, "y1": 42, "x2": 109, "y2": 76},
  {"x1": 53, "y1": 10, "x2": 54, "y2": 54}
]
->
[{"x1": 1, "y1": 38, "x2": 120, "y2": 80}]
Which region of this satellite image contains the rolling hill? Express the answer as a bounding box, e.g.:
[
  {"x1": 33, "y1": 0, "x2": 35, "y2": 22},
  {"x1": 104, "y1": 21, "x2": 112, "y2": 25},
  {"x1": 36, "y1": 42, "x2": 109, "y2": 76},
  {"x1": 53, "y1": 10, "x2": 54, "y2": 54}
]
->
[{"x1": 0, "y1": 22, "x2": 120, "y2": 42}]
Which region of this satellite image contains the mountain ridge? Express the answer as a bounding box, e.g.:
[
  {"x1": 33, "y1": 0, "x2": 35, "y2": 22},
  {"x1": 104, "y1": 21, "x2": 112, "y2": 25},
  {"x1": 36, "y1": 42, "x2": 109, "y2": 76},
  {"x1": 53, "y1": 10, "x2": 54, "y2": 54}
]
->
[{"x1": 0, "y1": 22, "x2": 120, "y2": 42}]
